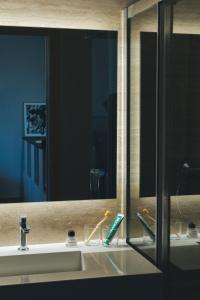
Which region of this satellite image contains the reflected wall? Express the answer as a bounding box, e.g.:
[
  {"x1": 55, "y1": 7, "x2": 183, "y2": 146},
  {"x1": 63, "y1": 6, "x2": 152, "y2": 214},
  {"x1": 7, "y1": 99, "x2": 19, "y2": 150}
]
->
[
  {"x1": 127, "y1": 0, "x2": 200, "y2": 271},
  {"x1": 170, "y1": 0, "x2": 200, "y2": 271},
  {"x1": 0, "y1": 29, "x2": 117, "y2": 203},
  {"x1": 128, "y1": 3, "x2": 158, "y2": 262}
]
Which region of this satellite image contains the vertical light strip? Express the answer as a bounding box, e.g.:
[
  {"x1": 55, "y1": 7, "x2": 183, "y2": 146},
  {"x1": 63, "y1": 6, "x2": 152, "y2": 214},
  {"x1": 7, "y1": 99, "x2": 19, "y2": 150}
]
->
[{"x1": 117, "y1": 8, "x2": 127, "y2": 237}]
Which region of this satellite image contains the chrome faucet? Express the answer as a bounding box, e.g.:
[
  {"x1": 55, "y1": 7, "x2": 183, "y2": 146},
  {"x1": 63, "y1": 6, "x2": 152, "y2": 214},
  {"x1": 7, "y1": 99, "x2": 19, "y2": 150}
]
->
[{"x1": 18, "y1": 216, "x2": 30, "y2": 251}]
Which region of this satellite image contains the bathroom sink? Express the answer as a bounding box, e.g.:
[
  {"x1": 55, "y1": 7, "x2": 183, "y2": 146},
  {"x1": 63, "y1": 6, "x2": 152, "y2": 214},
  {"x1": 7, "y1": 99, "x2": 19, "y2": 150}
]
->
[{"x1": 0, "y1": 251, "x2": 82, "y2": 276}]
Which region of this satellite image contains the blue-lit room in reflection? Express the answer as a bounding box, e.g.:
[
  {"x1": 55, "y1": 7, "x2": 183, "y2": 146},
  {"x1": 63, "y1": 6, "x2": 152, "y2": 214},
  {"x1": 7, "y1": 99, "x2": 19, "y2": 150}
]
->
[
  {"x1": 0, "y1": 35, "x2": 47, "y2": 203},
  {"x1": 0, "y1": 30, "x2": 117, "y2": 203}
]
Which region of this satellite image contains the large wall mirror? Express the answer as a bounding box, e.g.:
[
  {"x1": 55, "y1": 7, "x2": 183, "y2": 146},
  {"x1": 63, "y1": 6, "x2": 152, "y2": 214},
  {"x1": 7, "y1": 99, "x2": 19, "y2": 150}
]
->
[{"x1": 0, "y1": 27, "x2": 117, "y2": 203}]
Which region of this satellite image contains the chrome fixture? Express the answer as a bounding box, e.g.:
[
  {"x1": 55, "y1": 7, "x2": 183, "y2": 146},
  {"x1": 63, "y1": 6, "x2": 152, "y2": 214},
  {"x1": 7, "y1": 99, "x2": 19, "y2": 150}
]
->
[{"x1": 18, "y1": 216, "x2": 30, "y2": 251}]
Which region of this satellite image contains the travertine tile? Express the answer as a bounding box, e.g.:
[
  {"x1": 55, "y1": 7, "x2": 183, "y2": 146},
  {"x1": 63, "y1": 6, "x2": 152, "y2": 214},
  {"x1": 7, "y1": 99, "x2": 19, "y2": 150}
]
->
[
  {"x1": 0, "y1": 1, "x2": 128, "y2": 245},
  {"x1": 0, "y1": 0, "x2": 126, "y2": 30},
  {"x1": 0, "y1": 200, "x2": 121, "y2": 246}
]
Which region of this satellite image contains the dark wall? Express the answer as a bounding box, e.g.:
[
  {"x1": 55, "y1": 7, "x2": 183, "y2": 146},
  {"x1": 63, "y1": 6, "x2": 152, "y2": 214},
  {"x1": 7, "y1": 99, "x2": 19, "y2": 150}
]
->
[
  {"x1": 59, "y1": 30, "x2": 91, "y2": 199},
  {"x1": 175, "y1": 35, "x2": 200, "y2": 195},
  {"x1": 50, "y1": 30, "x2": 117, "y2": 201},
  {"x1": 140, "y1": 32, "x2": 200, "y2": 197},
  {"x1": 169, "y1": 34, "x2": 190, "y2": 195},
  {"x1": 168, "y1": 34, "x2": 200, "y2": 195},
  {"x1": 140, "y1": 32, "x2": 157, "y2": 197},
  {"x1": 91, "y1": 33, "x2": 117, "y2": 198}
]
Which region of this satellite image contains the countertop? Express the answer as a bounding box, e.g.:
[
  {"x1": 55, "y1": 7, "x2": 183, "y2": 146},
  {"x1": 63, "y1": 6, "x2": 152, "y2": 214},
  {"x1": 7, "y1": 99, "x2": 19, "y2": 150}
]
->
[
  {"x1": 130, "y1": 235, "x2": 200, "y2": 248},
  {"x1": 130, "y1": 236, "x2": 200, "y2": 271},
  {"x1": 0, "y1": 242, "x2": 161, "y2": 286}
]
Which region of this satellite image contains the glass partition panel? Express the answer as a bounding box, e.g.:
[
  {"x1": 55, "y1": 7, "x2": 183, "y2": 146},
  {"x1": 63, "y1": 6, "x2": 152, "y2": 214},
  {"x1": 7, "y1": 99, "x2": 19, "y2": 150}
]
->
[
  {"x1": 170, "y1": 0, "x2": 200, "y2": 270},
  {"x1": 127, "y1": 3, "x2": 158, "y2": 262}
]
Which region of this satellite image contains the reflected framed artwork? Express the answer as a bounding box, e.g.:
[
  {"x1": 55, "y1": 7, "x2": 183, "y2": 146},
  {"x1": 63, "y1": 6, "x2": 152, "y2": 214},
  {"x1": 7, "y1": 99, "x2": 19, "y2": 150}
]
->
[{"x1": 24, "y1": 102, "x2": 46, "y2": 137}]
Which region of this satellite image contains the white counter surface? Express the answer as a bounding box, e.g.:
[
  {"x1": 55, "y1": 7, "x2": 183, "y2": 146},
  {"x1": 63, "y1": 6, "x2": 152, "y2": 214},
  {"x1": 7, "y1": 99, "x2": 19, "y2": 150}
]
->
[{"x1": 0, "y1": 242, "x2": 161, "y2": 286}]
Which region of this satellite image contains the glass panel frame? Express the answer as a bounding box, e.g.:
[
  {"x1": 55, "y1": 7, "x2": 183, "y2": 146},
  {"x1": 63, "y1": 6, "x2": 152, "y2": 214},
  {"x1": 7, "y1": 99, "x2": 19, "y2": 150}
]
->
[
  {"x1": 127, "y1": 0, "x2": 200, "y2": 275},
  {"x1": 127, "y1": 1, "x2": 159, "y2": 265},
  {"x1": 126, "y1": 0, "x2": 174, "y2": 271}
]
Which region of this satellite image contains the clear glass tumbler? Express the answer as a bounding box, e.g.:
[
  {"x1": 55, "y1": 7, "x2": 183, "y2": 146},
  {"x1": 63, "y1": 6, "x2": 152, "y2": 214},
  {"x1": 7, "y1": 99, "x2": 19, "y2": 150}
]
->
[{"x1": 84, "y1": 224, "x2": 101, "y2": 246}]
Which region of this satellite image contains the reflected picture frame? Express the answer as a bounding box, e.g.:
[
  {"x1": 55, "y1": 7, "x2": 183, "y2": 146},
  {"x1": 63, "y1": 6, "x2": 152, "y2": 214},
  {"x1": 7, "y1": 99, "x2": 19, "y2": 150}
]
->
[{"x1": 24, "y1": 102, "x2": 46, "y2": 137}]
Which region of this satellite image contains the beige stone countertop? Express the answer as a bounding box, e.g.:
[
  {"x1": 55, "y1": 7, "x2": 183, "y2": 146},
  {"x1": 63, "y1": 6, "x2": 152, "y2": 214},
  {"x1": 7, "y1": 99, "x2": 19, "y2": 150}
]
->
[
  {"x1": 130, "y1": 235, "x2": 200, "y2": 248},
  {"x1": 0, "y1": 242, "x2": 161, "y2": 286}
]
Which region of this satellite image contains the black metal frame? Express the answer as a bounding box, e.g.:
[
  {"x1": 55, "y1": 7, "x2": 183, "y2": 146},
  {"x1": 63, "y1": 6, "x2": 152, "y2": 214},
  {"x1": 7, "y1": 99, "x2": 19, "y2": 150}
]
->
[
  {"x1": 126, "y1": 16, "x2": 131, "y2": 247},
  {"x1": 156, "y1": 0, "x2": 173, "y2": 271},
  {"x1": 126, "y1": 0, "x2": 174, "y2": 271}
]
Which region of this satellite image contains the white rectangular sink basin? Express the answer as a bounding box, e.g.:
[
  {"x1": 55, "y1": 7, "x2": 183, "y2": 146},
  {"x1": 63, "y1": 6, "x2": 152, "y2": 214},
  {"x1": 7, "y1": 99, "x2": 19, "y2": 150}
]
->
[{"x1": 0, "y1": 251, "x2": 82, "y2": 276}]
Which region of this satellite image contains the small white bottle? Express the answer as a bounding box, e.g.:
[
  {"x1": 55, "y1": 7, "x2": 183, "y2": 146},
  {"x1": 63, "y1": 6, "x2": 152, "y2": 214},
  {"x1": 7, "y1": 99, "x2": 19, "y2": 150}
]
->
[
  {"x1": 66, "y1": 230, "x2": 77, "y2": 246},
  {"x1": 187, "y1": 222, "x2": 198, "y2": 239}
]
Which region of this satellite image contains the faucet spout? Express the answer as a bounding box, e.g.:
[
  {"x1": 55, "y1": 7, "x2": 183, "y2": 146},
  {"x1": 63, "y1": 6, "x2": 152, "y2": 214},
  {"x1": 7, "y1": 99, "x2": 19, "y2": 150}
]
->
[
  {"x1": 22, "y1": 227, "x2": 30, "y2": 234},
  {"x1": 18, "y1": 216, "x2": 30, "y2": 251}
]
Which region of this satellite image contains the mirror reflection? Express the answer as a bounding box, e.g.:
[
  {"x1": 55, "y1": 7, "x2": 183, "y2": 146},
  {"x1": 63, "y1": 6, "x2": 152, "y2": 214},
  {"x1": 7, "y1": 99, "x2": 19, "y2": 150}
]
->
[
  {"x1": 132, "y1": 0, "x2": 200, "y2": 270},
  {"x1": 140, "y1": 30, "x2": 200, "y2": 197},
  {"x1": 0, "y1": 29, "x2": 117, "y2": 203},
  {"x1": 169, "y1": 0, "x2": 200, "y2": 271},
  {"x1": 128, "y1": 4, "x2": 158, "y2": 262}
]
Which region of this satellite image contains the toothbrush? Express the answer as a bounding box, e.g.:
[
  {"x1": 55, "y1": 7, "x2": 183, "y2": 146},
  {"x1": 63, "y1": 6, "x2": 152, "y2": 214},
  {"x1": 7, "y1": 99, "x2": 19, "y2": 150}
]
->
[
  {"x1": 142, "y1": 208, "x2": 156, "y2": 223},
  {"x1": 142, "y1": 208, "x2": 179, "y2": 238},
  {"x1": 85, "y1": 210, "x2": 111, "y2": 244},
  {"x1": 137, "y1": 212, "x2": 155, "y2": 242}
]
